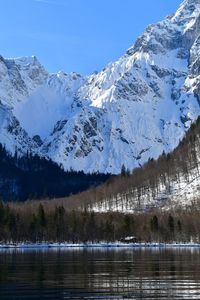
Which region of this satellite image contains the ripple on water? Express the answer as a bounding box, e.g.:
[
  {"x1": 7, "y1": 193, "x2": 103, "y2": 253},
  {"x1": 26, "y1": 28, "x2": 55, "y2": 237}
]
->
[{"x1": 0, "y1": 248, "x2": 200, "y2": 299}]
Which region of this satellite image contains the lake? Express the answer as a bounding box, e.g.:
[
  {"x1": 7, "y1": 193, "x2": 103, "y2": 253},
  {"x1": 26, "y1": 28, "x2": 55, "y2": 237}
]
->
[{"x1": 0, "y1": 247, "x2": 200, "y2": 299}]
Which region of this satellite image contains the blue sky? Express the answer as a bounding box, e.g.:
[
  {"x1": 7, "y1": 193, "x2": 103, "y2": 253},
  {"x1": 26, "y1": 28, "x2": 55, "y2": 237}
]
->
[{"x1": 1, "y1": 0, "x2": 182, "y2": 75}]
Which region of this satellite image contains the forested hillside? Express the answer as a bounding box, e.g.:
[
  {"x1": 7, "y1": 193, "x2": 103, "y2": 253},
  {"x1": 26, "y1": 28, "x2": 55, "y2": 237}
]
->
[
  {"x1": 0, "y1": 144, "x2": 109, "y2": 201},
  {"x1": 83, "y1": 116, "x2": 200, "y2": 212},
  {"x1": 1, "y1": 117, "x2": 200, "y2": 243},
  {"x1": 42, "y1": 116, "x2": 200, "y2": 213}
]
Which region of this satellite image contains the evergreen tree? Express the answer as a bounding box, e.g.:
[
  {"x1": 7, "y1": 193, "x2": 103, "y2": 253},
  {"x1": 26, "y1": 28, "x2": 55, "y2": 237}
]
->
[
  {"x1": 54, "y1": 206, "x2": 66, "y2": 241},
  {"x1": 124, "y1": 215, "x2": 131, "y2": 235},
  {"x1": 168, "y1": 215, "x2": 174, "y2": 233},
  {"x1": 37, "y1": 204, "x2": 46, "y2": 228},
  {"x1": 150, "y1": 215, "x2": 159, "y2": 232},
  {"x1": 177, "y1": 220, "x2": 182, "y2": 233},
  {"x1": 0, "y1": 201, "x2": 5, "y2": 225},
  {"x1": 121, "y1": 164, "x2": 126, "y2": 177}
]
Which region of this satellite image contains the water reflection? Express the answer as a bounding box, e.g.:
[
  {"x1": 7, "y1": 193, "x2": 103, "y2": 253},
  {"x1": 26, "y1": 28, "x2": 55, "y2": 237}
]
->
[{"x1": 0, "y1": 248, "x2": 200, "y2": 299}]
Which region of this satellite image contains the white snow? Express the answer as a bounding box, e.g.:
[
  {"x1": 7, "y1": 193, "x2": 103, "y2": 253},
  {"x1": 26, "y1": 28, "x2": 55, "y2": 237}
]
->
[
  {"x1": 0, "y1": 241, "x2": 200, "y2": 251},
  {"x1": 1, "y1": 242, "x2": 200, "y2": 250},
  {"x1": 14, "y1": 86, "x2": 69, "y2": 139},
  {"x1": 0, "y1": 0, "x2": 200, "y2": 175}
]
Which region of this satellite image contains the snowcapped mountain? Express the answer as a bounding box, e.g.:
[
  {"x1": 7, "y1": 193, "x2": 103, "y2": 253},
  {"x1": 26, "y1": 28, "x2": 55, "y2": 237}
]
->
[{"x1": 1, "y1": 0, "x2": 200, "y2": 174}]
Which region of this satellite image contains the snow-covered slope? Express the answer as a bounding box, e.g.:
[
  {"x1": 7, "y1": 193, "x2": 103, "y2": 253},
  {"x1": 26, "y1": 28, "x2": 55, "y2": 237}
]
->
[{"x1": 1, "y1": 0, "x2": 200, "y2": 173}]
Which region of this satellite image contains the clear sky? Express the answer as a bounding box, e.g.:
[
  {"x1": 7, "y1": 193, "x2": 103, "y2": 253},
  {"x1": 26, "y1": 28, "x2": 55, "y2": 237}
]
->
[{"x1": 1, "y1": 0, "x2": 182, "y2": 75}]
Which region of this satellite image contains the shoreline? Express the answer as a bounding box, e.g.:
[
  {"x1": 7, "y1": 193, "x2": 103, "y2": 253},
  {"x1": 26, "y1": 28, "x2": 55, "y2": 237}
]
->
[{"x1": 0, "y1": 242, "x2": 200, "y2": 249}]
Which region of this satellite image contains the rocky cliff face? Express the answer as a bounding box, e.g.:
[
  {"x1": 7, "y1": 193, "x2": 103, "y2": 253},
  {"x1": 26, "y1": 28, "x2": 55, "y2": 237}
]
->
[{"x1": 0, "y1": 0, "x2": 200, "y2": 174}]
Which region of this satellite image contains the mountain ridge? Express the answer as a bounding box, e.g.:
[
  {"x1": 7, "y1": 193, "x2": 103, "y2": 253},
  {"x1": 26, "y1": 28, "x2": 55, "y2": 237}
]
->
[{"x1": 0, "y1": 0, "x2": 200, "y2": 173}]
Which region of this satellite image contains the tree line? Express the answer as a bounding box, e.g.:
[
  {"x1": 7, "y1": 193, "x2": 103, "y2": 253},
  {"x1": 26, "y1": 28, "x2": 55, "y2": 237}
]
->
[
  {"x1": 0, "y1": 201, "x2": 200, "y2": 243},
  {"x1": 0, "y1": 144, "x2": 109, "y2": 201},
  {"x1": 47, "y1": 115, "x2": 200, "y2": 212}
]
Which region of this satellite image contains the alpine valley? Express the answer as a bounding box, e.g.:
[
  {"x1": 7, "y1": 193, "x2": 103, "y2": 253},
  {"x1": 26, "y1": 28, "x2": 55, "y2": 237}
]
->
[
  {"x1": 1, "y1": 0, "x2": 200, "y2": 246},
  {"x1": 1, "y1": 0, "x2": 200, "y2": 175}
]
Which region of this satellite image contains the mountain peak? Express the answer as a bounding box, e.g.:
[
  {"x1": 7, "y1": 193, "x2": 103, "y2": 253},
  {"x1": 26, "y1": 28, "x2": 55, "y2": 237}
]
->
[
  {"x1": 0, "y1": 0, "x2": 200, "y2": 174},
  {"x1": 183, "y1": 0, "x2": 200, "y2": 4},
  {"x1": 179, "y1": 0, "x2": 200, "y2": 9},
  {"x1": 13, "y1": 55, "x2": 42, "y2": 67},
  {"x1": 173, "y1": 0, "x2": 200, "y2": 24}
]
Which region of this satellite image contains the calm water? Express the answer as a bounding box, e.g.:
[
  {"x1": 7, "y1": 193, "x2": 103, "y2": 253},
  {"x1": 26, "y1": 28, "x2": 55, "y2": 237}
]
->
[{"x1": 0, "y1": 247, "x2": 200, "y2": 299}]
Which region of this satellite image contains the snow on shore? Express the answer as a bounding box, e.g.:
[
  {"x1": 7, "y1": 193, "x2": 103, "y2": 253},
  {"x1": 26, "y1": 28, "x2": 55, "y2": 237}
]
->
[{"x1": 0, "y1": 242, "x2": 200, "y2": 250}]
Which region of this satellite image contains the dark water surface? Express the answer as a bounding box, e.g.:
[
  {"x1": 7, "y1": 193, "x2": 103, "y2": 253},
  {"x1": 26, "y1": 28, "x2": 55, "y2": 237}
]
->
[{"x1": 0, "y1": 247, "x2": 200, "y2": 299}]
